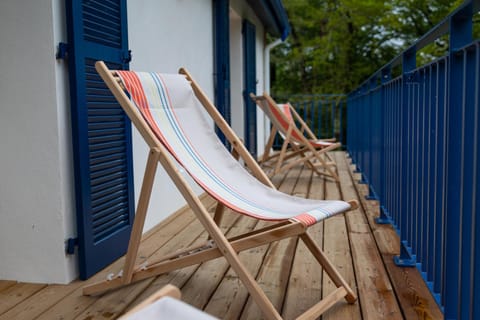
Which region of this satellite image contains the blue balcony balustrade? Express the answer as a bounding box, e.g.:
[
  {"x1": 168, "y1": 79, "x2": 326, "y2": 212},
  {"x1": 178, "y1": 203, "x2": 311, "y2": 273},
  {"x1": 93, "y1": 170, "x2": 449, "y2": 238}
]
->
[{"x1": 347, "y1": 1, "x2": 480, "y2": 318}]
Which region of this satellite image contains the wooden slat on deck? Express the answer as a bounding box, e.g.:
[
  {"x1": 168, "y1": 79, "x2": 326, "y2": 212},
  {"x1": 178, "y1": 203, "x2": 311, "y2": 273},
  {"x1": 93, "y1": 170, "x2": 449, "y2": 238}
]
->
[{"x1": 0, "y1": 151, "x2": 443, "y2": 320}]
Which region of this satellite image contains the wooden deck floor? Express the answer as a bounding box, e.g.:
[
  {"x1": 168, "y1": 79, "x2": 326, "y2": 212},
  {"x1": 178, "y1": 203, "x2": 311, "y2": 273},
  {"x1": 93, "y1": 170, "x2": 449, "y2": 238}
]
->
[{"x1": 0, "y1": 152, "x2": 442, "y2": 320}]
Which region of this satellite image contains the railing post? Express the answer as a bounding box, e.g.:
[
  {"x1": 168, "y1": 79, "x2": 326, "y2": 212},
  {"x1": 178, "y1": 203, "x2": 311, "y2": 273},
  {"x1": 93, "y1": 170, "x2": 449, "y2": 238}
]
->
[
  {"x1": 365, "y1": 76, "x2": 380, "y2": 200},
  {"x1": 377, "y1": 67, "x2": 393, "y2": 224},
  {"x1": 394, "y1": 46, "x2": 417, "y2": 267},
  {"x1": 444, "y1": 3, "x2": 473, "y2": 319},
  {"x1": 358, "y1": 84, "x2": 369, "y2": 184}
]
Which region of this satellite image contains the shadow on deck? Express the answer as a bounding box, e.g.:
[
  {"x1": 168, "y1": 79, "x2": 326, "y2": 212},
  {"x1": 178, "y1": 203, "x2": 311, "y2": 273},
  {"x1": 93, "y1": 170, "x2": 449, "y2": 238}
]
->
[{"x1": 0, "y1": 151, "x2": 442, "y2": 319}]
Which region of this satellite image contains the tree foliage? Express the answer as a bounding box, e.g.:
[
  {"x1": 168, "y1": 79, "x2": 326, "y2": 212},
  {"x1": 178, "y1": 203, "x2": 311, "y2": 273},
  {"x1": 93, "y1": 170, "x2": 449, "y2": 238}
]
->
[{"x1": 271, "y1": 0, "x2": 463, "y2": 96}]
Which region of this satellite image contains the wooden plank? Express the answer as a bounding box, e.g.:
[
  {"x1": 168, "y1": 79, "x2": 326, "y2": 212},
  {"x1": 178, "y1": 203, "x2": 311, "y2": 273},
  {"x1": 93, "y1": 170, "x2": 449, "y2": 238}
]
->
[
  {"x1": 0, "y1": 283, "x2": 46, "y2": 315},
  {"x1": 240, "y1": 237, "x2": 298, "y2": 320},
  {"x1": 0, "y1": 281, "x2": 16, "y2": 293},
  {"x1": 322, "y1": 153, "x2": 362, "y2": 320},
  {"x1": 35, "y1": 198, "x2": 215, "y2": 320},
  {"x1": 0, "y1": 284, "x2": 79, "y2": 320},
  {"x1": 335, "y1": 152, "x2": 403, "y2": 319},
  {"x1": 383, "y1": 255, "x2": 444, "y2": 320},
  {"x1": 348, "y1": 155, "x2": 443, "y2": 320},
  {"x1": 240, "y1": 165, "x2": 306, "y2": 319}
]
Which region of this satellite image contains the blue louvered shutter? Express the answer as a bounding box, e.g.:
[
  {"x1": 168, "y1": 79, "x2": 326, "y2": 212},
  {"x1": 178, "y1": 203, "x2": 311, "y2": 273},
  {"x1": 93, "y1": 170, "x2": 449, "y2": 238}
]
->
[
  {"x1": 243, "y1": 19, "x2": 257, "y2": 156},
  {"x1": 213, "y1": 0, "x2": 231, "y2": 146},
  {"x1": 66, "y1": 0, "x2": 135, "y2": 279}
]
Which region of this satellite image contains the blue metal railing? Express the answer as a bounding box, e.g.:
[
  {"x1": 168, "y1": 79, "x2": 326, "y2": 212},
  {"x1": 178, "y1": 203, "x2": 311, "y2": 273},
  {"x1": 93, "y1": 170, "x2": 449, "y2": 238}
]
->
[
  {"x1": 347, "y1": 1, "x2": 480, "y2": 319},
  {"x1": 272, "y1": 94, "x2": 347, "y2": 148}
]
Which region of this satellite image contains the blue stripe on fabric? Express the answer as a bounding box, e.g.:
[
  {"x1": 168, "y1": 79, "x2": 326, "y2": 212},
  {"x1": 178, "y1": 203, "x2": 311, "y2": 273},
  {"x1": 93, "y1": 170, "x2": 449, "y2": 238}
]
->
[
  {"x1": 132, "y1": 72, "x2": 334, "y2": 220},
  {"x1": 147, "y1": 73, "x2": 283, "y2": 214}
]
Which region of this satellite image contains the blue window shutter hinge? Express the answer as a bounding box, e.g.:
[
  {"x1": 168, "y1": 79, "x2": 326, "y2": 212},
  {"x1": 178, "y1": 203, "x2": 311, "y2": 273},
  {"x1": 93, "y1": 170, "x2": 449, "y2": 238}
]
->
[
  {"x1": 56, "y1": 42, "x2": 69, "y2": 60},
  {"x1": 66, "y1": 237, "x2": 78, "y2": 255},
  {"x1": 122, "y1": 50, "x2": 132, "y2": 64}
]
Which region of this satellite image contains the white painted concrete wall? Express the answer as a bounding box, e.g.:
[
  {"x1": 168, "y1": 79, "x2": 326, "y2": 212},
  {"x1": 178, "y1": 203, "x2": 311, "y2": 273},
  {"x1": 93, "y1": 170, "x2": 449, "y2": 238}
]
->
[
  {"x1": 229, "y1": 9, "x2": 245, "y2": 142},
  {"x1": 127, "y1": 0, "x2": 214, "y2": 232},
  {"x1": 229, "y1": 0, "x2": 268, "y2": 157},
  {"x1": 0, "y1": 0, "x2": 77, "y2": 283}
]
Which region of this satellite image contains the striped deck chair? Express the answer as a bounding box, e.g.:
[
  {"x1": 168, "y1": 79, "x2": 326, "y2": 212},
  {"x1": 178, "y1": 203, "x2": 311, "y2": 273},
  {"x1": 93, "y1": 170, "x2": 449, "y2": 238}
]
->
[
  {"x1": 251, "y1": 93, "x2": 341, "y2": 181},
  {"x1": 85, "y1": 61, "x2": 359, "y2": 320}
]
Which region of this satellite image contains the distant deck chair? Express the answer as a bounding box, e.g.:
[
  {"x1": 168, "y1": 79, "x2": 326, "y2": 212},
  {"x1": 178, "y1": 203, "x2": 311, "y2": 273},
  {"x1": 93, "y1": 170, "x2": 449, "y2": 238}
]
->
[
  {"x1": 251, "y1": 93, "x2": 341, "y2": 181},
  {"x1": 120, "y1": 285, "x2": 217, "y2": 320},
  {"x1": 85, "y1": 61, "x2": 358, "y2": 320}
]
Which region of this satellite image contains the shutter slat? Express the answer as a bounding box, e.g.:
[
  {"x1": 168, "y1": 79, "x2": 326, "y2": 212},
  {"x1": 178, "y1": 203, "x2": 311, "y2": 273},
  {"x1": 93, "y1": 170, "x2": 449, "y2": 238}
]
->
[
  {"x1": 91, "y1": 196, "x2": 128, "y2": 217},
  {"x1": 90, "y1": 141, "x2": 125, "y2": 153},
  {"x1": 90, "y1": 170, "x2": 126, "y2": 186},
  {"x1": 90, "y1": 162, "x2": 127, "y2": 180},
  {"x1": 89, "y1": 133, "x2": 125, "y2": 144},
  {"x1": 93, "y1": 215, "x2": 129, "y2": 243},
  {"x1": 91, "y1": 177, "x2": 127, "y2": 195},
  {"x1": 93, "y1": 215, "x2": 129, "y2": 240},
  {"x1": 91, "y1": 183, "x2": 127, "y2": 203}
]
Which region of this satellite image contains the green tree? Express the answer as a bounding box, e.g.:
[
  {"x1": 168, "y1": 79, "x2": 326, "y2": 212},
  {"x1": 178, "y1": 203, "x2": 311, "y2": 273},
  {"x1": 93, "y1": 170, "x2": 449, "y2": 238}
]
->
[{"x1": 271, "y1": 0, "x2": 463, "y2": 96}]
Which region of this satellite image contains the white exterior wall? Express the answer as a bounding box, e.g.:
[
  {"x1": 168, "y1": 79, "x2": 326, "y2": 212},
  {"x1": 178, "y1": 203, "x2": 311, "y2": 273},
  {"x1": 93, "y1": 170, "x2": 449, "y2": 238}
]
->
[
  {"x1": 127, "y1": 0, "x2": 214, "y2": 232},
  {"x1": 229, "y1": 9, "x2": 244, "y2": 141},
  {"x1": 229, "y1": 0, "x2": 267, "y2": 156},
  {"x1": 0, "y1": 0, "x2": 77, "y2": 283}
]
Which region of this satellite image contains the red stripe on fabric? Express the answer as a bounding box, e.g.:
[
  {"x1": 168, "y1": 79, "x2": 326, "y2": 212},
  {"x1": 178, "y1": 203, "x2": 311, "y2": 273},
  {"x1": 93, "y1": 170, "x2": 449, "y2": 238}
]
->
[
  {"x1": 268, "y1": 101, "x2": 304, "y2": 142},
  {"x1": 293, "y1": 213, "x2": 317, "y2": 226},
  {"x1": 310, "y1": 140, "x2": 334, "y2": 148},
  {"x1": 118, "y1": 71, "x2": 176, "y2": 155},
  {"x1": 281, "y1": 104, "x2": 293, "y2": 120}
]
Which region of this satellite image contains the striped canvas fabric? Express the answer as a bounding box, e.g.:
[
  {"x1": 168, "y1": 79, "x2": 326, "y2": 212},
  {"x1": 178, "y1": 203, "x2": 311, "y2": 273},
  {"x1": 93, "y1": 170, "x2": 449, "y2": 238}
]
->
[
  {"x1": 116, "y1": 71, "x2": 350, "y2": 226},
  {"x1": 265, "y1": 102, "x2": 334, "y2": 148}
]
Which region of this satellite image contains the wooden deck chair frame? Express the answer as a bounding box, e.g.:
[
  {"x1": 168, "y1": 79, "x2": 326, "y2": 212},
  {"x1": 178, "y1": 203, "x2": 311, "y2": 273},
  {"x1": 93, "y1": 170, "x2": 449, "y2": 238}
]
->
[
  {"x1": 251, "y1": 93, "x2": 341, "y2": 181},
  {"x1": 84, "y1": 61, "x2": 358, "y2": 320}
]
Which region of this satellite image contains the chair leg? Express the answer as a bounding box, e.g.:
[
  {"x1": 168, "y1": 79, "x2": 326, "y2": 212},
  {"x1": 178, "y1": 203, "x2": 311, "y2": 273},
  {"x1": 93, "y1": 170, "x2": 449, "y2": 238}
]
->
[
  {"x1": 261, "y1": 127, "x2": 278, "y2": 163},
  {"x1": 123, "y1": 148, "x2": 161, "y2": 284},
  {"x1": 208, "y1": 202, "x2": 225, "y2": 241},
  {"x1": 300, "y1": 233, "x2": 357, "y2": 303},
  {"x1": 213, "y1": 202, "x2": 225, "y2": 226}
]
